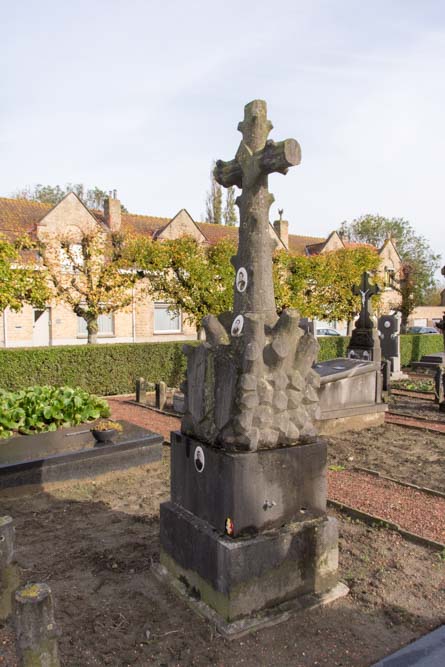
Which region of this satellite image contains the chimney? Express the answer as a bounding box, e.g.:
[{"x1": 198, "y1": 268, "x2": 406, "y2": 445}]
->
[
  {"x1": 103, "y1": 191, "x2": 121, "y2": 232},
  {"x1": 273, "y1": 215, "x2": 289, "y2": 249}
]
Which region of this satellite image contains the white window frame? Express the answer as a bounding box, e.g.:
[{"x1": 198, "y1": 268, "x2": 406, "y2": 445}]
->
[
  {"x1": 77, "y1": 312, "x2": 115, "y2": 337},
  {"x1": 153, "y1": 302, "x2": 182, "y2": 334}
]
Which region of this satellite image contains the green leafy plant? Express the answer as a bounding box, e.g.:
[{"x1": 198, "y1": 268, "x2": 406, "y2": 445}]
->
[
  {"x1": 392, "y1": 378, "x2": 434, "y2": 393},
  {"x1": 329, "y1": 464, "x2": 346, "y2": 472},
  {"x1": 0, "y1": 386, "x2": 110, "y2": 439}
]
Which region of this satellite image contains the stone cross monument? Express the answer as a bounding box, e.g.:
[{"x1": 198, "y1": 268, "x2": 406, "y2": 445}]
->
[
  {"x1": 181, "y1": 100, "x2": 322, "y2": 451},
  {"x1": 347, "y1": 271, "x2": 381, "y2": 362},
  {"x1": 158, "y1": 100, "x2": 347, "y2": 636}
]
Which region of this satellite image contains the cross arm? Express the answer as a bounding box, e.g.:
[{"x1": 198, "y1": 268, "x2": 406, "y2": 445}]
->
[
  {"x1": 214, "y1": 159, "x2": 243, "y2": 188},
  {"x1": 260, "y1": 139, "x2": 301, "y2": 175}
]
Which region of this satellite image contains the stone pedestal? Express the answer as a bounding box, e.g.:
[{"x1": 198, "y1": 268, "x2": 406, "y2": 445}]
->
[{"x1": 159, "y1": 432, "x2": 345, "y2": 632}]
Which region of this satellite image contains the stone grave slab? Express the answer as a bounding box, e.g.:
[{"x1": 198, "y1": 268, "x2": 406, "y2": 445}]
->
[
  {"x1": 0, "y1": 420, "x2": 163, "y2": 489},
  {"x1": 314, "y1": 358, "x2": 387, "y2": 434}
]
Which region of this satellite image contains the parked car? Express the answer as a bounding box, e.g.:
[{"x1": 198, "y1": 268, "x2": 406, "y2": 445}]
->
[
  {"x1": 316, "y1": 327, "x2": 341, "y2": 336},
  {"x1": 407, "y1": 326, "x2": 440, "y2": 334}
]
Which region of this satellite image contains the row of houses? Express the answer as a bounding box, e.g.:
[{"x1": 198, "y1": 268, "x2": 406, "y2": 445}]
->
[{"x1": 0, "y1": 191, "x2": 440, "y2": 348}]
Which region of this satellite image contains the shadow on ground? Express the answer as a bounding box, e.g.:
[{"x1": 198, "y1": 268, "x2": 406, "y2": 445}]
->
[{"x1": 0, "y1": 456, "x2": 444, "y2": 667}]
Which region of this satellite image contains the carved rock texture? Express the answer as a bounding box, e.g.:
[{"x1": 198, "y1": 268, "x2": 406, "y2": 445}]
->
[{"x1": 181, "y1": 308, "x2": 320, "y2": 452}]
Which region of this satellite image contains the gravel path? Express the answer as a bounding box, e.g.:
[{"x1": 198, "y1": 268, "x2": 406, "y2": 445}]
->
[
  {"x1": 107, "y1": 395, "x2": 180, "y2": 441},
  {"x1": 328, "y1": 470, "x2": 445, "y2": 544}
]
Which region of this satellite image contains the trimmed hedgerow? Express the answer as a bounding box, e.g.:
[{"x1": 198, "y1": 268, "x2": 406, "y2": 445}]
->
[
  {"x1": 0, "y1": 334, "x2": 442, "y2": 396},
  {"x1": 400, "y1": 334, "x2": 443, "y2": 368},
  {"x1": 0, "y1": 342, "x2": 190, "y2": 395},
  {"x1": 317, "y1": 336, "x2": 350, "y2": 361}
]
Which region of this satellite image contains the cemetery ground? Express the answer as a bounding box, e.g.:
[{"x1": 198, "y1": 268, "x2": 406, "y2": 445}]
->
[{"x1": 0, "y1": 396, "x2": 444, "y2": 666}]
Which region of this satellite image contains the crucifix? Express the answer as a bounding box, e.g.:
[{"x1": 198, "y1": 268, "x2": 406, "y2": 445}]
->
[
  {"x1": 214, "y1": 100, "x2": 300, "y2": 325},
  {"x1": 352, "y1": 271, "x2": 380, "y2": 329}
]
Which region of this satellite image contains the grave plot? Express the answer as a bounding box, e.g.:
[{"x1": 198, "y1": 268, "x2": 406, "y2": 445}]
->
[
  {"x1": 0, "y1": 455, "x2": 444, "y2": 666},
  {"x1": 0, "y1": 419, "x2": 162, "y2": 490},
  {"x1": 0, "y1": 386, "x2": 163, "y2": 491}
]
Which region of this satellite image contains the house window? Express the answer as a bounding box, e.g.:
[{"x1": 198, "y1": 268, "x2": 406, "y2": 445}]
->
[
  {"x1": 77, "y1": 313, "x2": 114, "y2": 336},
  {"x1": 384, "y1": 266, "x2": 395, "y2": 288},
  {"x1": 154, "y1": 303, "x2": 181, "y2": 334}
]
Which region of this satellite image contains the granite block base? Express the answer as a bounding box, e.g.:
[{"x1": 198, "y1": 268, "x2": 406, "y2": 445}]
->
[
  {"x1": 160, "y1": 501, "x2": 341, "y2": 624},
  {"x1": 170, "y1": 432, "x2": 327, "y2": 537}
]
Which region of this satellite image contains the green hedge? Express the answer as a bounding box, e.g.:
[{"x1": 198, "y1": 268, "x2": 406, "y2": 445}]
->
[
  {"x1": 317, "y1": 336, "x2": 350, "y2": 361},
  {"x1": 0, "y1": 342, "x2": 190, "y2": 395},
  {"x1": 400, "y1": 333, "x2": 443, "y2": 367},
  {"x1": 0, "y1": 334, "x2": 442, "y2": 395}
]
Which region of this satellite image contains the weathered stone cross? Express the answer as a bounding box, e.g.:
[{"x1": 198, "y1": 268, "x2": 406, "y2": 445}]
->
[
  {"x1": 214, "y1": 100, "x2": 300, "y2": 325},
  {"x1": 352, "y1": 271, "x2": 380, "y2": 329}
]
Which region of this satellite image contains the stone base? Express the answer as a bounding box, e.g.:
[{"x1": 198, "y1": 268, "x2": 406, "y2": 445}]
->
[
  {"x1": 317, "y1": 403, "x2": 387, "y2": 435},
  {"x1": 412, "y1": 353, "x2": 445, "y2": 371},
  {"x1": 170, "y1": 432, "x2": 327, "y2": 536},
  {"x1": 153, "y1": 561, "x2": 348, "y2": 639},
  {"x1": 160, "y1": 501, "x2": 341, "y2": 624}
]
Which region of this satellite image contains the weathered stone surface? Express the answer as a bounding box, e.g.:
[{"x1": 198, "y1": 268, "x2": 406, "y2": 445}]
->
[
  {"x1": 14, "y1": 583, "x2": 60, "y2": 667},
  {"x1": 169, "y1": 432, "x2": 327, "y2": 536},
  {"x1": 161, "y1": 101, "x2": 342, "y2": 630},
  {"x1": 0, "y1": 516, "x2": 19, "y2": 622},
  {"x1": 155, "y1": 381, "x2": 167, "y2": 411},
  {"x1": 135, "y1": 377, "x2": 146, "y2": 404},
  {"x1": 160, "y1": 502, "x2": 338, "y2": 622},
  {"x1": 181, "y1": 100, "x2": 319, "y2": 451}
]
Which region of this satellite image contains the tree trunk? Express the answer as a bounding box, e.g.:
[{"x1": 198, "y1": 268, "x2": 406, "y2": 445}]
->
[
  {"x1": 87, "y1": 318, "x2": 99, "y2": 344},
  {"x1": 400, "y1": 312, "x2": 408, "y2": 334}
]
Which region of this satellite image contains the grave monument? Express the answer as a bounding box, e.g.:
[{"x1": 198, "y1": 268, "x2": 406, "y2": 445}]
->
[
  {"x1": 378, "y1": 312, "x2": 405, "y2": 379},
  {"x1": 347, "y1": 272, "x2": 381, "y2": 362},
  {"x1": 315, "y1": 271, "x2": 386, "y2": 434},
  {"x1": 413, "y1": 310, "x2": 445, "y2": 371},
  {"x1": 157, "y1": 100, "x2": 347, "y2": 635}
]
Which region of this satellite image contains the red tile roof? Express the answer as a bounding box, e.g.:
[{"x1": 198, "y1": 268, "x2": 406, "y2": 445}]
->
[
  {"x1": 0, "y1": 196, "x2": 328, "y2": 256},
  {"x1": 343, "y1": 241, "x2": 375, "y2": 250},
  {"x1": 0, "y1": 197, "x2": 51, "y2": 241}
]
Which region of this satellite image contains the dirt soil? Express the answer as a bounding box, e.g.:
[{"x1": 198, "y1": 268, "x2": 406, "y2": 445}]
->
[
  {"x1": 327, "y1": 422, "x2": 445, "y2": 493},
  {"x1": 1, "y1": 398, "x2": 445, "y2": 665},
  {"x1": 0, "y1": 449, "x2": 444, "y2": 667},
  {"x1": 388, "y1": 393, "x2": 445, "y2": 422}
]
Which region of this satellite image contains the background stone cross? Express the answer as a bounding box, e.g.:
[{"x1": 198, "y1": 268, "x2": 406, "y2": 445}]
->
[
  {"x1": 214, "y1": 100, "x2": 300, "y2": 325},
  {"x1": 353, "y1": 271, "x2": 380, "y2": 329}
]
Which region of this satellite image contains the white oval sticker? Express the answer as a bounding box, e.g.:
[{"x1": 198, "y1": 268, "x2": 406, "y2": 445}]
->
[{"x1": 194, "y1": 446, "x2": 205, "y2": 473}]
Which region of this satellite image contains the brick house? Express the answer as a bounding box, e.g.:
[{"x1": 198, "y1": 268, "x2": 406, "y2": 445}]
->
[{"x1": 0, "y1": 193, "x2": 401, "y2": 347}]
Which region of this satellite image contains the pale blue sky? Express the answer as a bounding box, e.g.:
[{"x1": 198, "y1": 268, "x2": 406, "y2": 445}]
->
[{"x1": 1, "y1": 1, "x2": 444, "y2": 270}]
